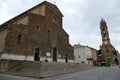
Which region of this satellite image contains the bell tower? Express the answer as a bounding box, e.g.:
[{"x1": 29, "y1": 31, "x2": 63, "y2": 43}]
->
[
  {"x1": 100, "y1": 18, "x2": 110, "y2": 45},
  {"x1": 99, "y1": 18, "x2": 119, "y2": 66}
]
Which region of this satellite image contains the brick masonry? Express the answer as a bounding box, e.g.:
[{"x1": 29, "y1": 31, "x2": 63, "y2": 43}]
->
[
  {"x1": 0, "y1": 1, "x2": 74, "y2": 62},
  {"x1": 99, "y1": 19, "x2": 119, "y2": 66}
]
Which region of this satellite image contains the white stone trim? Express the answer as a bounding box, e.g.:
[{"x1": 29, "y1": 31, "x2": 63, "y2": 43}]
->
[
  {"x1": 25, "y1": 56, "x2": 34, "y2": 61},
  {"x1": 58, "y1": 59, "x2": 65, "y2": 62},
  {"x1": 0, "y1": 53, "x2": 74, "y2": 63},
  {"x1": 0, "y1": 53, "x2": 34, "y2": 61},
  {"x1": 45, "y1": 57, "x2": 52, "y2": 62},
  {"x1": 68, "y1": 60, "x2": 75, "y2": 63}
]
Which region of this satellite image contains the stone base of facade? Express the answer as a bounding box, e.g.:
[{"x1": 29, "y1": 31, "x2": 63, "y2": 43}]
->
[
  {"x1": 0, "y1": 59, "x2": 24, "y2": 72},
  {"x1": 0, "y1": 53, "x2": 74, "y2": 72},
  {"x1": 0, "y1": 53, "x2": 74, "y2": 62},
  {"x1": 0, "y1": 60, "x2": 94, "y2": 77}
]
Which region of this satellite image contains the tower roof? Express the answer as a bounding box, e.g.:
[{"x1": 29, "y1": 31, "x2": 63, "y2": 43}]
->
[{"x1": 100, "y1": 18, "x2": 106, "y2": 23}]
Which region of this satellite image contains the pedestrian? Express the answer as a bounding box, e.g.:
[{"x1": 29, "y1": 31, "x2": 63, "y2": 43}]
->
[{"x1": 45, "y1": 58, "x2": 48, "y2": 63}]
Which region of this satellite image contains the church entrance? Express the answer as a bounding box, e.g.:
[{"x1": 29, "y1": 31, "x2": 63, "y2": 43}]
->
[
  {"x1": 34, "y1": 48, "x2": 40, "y2": 61},
  {"x1": 114, "y1": 58, "x2": 119, "y2": 65},
  {"x1": 65, "y1": 53, "x2": 68, "y2": 63},
  {"x1": 53, "y1": 47, "x2": 57, "y2": 61}
]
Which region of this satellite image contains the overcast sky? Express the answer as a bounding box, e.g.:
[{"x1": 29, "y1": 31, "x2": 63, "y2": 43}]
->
[{"x1": 0, "y1": 0, "x2": 120, "y2": 52}]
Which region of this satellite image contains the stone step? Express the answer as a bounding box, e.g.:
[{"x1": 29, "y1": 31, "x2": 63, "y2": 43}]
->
[
  {"x1": 6, "y1": 61, "x2": 43, "y2": 76},
  {"x1": 4, "y1": 61, "x2": 95, "y2": 77}
]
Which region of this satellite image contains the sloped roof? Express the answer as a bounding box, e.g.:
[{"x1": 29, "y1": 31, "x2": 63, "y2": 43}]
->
[
  {"x1": 45, "y1": 1, "x2": 63, "y2": 16},
  {"x1": 100, "y1": 18, "x2": 106, "y2": 23},
  {"x1": 0, "y1": 1, "x2": 63, "y2": 30},
  {"x1": 73, "y1": 44, "x2": 97, "y2": 50}
]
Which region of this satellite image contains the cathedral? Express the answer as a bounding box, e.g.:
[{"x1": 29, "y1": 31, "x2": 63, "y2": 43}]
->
[
  {"x1": 0, "y1": 1, "x2": 74, "y2": 62},
  {"x1": 98, "y1": 19, "x2": 119, "y2": 66}
]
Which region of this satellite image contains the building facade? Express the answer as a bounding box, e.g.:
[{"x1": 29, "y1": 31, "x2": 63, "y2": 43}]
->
[
  {"x1": 0, "y1": 1, "x2": 74, "y2": 62},
  {"x1": 73, "y1": 44, "x2": 97, "y2": 65},
  {"x1": 98, "y1": 19, "x2": 119, "y2": 66},
  {"x1": 91, "y1": 48, "x2": 98, "y2": 66}
]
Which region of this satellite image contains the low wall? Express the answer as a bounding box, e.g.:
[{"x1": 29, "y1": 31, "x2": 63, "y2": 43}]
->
[
  {"x1": 1, "y1": 60, "x2": 95, "y2": 77},
  {"x1": 40, "y1": 62, "x2": 94, "y2": 77},
  {"x1": 0, "y1": 59, "x2": 24, "y2": 72}
]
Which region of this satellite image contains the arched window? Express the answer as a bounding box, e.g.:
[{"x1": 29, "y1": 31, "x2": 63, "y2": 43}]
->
[
  {"x1": 48, "y1": 30, "x2": 50, "y2": 42},
  {"x1": 102, "y1": 28, "x2": 105, "y2": 33},
  {"x1": 52, "y1": 16, "x2": 57, "y2": 24},
  {"x1": 58, "y1": 35, "x2": 60, "y2": 44},
  {"x1": 103, "y1": 34, "x2": 105, "y2": 38},
  {"x1": 17, "y1": 34, "x2": 22, "y2": 44},
  {"x1": 106, "y1": 48, "x2": 109, "y2": 52},
  {"x1": 113, "y1": 51, "x2": 117, "y2": 56},
  {"x1": 34, "y1": 48, "x2": 40, "y2": 61},
  {"x1": 35, "y1": 24, "x2": 40, "y2": 31},
  {"x1": 102, "y1": 28, "x2": 105, "y2": 31}
]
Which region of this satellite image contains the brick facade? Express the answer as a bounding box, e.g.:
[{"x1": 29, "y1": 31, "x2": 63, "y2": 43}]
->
[
  {"x1": 98, "y1": 19, "x2": 119, "y2": 66},
  {"x1": 0, "y1": 1, "x2": 74, "y2": 62}
]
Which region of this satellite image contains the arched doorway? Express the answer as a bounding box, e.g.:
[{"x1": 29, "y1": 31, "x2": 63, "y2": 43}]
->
[
  {"x1": 53, "y1": 47, "x2": 57, "y2": 61},
  {"x1": 107, "y1": 58, "x2": 111, "y2": 66},
  {"x1": 34, "y1": 48, "x2": 40, "y2": 61},
  {"x1": 65, "y1": 53, "x2": 68, "y2": 63},
  {"x1": 114, "y1": 58, "x2": 119, "y2": 65}
]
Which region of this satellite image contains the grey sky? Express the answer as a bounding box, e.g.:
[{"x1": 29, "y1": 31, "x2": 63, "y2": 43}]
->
[{"x1": 0, "y1": 0, "x2": 120, "y2": 52}]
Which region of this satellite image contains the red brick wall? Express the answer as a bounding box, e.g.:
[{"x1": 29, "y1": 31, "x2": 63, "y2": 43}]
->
[
  {"x1": 2, "y1": 3, "x2": 74, "y2": 60},
  {"x1": 0, "y1": 59, "x2": 24, "y2": 72}
]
